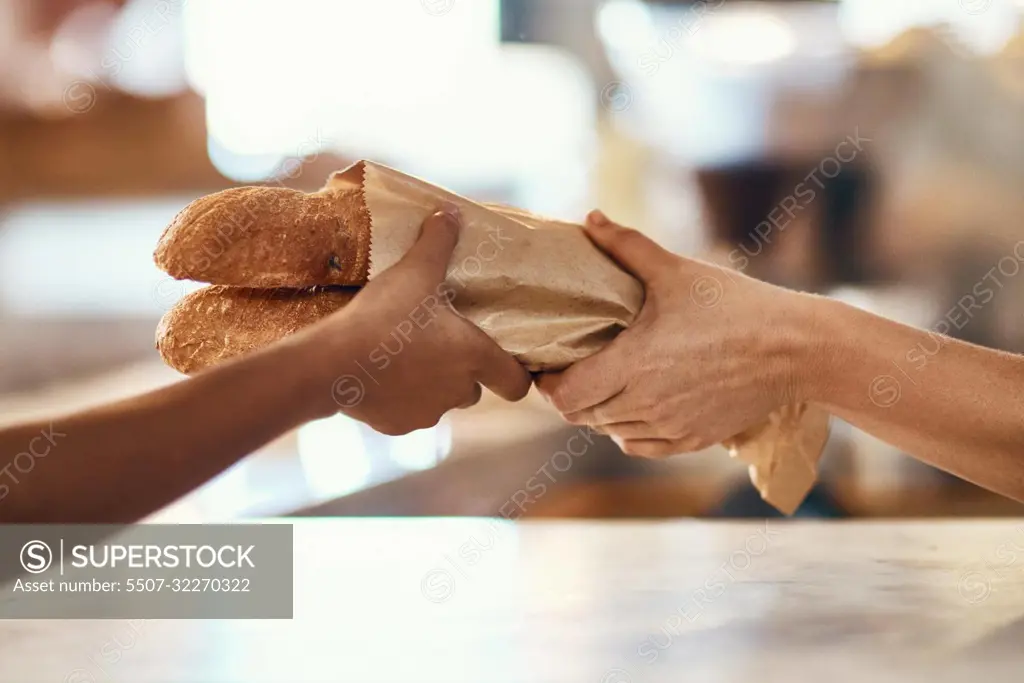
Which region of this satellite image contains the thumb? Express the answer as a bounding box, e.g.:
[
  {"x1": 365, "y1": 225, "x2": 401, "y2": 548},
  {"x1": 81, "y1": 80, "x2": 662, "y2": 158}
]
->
[
  {"x1": 394, "y1": 206, "x2": 461, "y2": 285},
  {"x1": 583, "y1": 210, "x2": 676, "y2": 285}
]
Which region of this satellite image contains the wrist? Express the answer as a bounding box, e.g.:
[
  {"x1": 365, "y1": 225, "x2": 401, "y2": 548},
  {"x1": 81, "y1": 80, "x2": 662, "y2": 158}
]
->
[
  {"x1": 281, "y1": 316, "x2": 366, "y2": 421},
  {"x1": 785, "y1": 292, "x2": 844, "y2": 405},
  {"x1": 757, "y1": 288, "x2": 829, "y2": 406}
]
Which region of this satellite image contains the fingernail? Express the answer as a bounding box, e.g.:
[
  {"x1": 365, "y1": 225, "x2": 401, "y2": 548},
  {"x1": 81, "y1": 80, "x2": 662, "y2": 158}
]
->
[
  {"x1": 587, "y1": 209, "x2": 610, "y2": 226},
  {"x1": 441, "y1": 202, "x2": 461, "y2": 220}
]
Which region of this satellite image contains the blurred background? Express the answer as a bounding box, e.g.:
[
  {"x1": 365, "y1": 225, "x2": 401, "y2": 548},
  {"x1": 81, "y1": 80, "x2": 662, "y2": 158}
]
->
[{"x1": 0, "y1": 0, "x2": 1022, "y2": 522}]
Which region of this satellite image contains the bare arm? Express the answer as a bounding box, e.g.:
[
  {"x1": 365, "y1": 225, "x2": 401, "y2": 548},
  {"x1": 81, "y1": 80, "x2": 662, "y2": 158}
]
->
[
  {"x1": 538, "y1": 211, "x2": 1024, "y2": 502},
  {"x1": 0, "y1": 209, "x2": 529, "y2": 523},
  {"x1": 0, "y1": 337, "x2": 333, "y2": 523},
  {"x1": 805, "y1": 297, "x2": 1024, "y2": 500}
]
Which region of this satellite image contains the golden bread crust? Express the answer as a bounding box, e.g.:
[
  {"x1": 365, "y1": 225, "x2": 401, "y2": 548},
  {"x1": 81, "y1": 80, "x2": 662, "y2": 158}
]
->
[
  {"x1": 153, "y1": 186, "x2": 371, "y2": 287},
  {"x1": 156, "y1": 286, "x2": 358, "y2": 374}
]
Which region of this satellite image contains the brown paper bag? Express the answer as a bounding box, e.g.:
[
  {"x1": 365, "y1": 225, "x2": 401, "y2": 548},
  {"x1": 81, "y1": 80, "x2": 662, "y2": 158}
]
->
[{"x1": 329, "y1": 160, "x2": 831, "y2": 513}]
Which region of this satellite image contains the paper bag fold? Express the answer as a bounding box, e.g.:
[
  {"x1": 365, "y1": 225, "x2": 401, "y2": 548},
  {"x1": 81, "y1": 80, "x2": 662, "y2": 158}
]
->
[{"x1": 328, "y1": 160, "x2": 831, "y2": 513}]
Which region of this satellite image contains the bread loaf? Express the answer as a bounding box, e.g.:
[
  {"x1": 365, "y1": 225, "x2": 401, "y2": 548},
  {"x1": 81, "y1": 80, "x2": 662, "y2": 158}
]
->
[
  {"x1": 154, "y1": 186, "x2": 372, "y2": 288},
  {"x1": 156, "y1": 285, "x2": 357, "y2": 375}
]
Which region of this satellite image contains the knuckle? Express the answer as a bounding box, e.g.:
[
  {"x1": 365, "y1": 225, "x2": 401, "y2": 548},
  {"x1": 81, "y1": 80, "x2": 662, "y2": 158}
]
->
[
  {"x1": 619, "y1": 440, "x2": 639, "y2": 456},
  {"x1": 424, "y1": 209, "x2": 457, "y2": 233},
  {"x1": 652, "y1": 443, "x2": 679, "y2": 458},
  {"x1": 625, "y1": 442, "x2": 657, "y2": 459},
  {"x1": 462, "y1": 386, "x2": 483, "y2": 408},
  {"x1": 677, "y1": 435, "x2": 708, "y2": 453},
  {"x1": 614, "y1": 227, "x2": 645, "y2": 250},
  {"x1": 618, "y1": 437, "x2": 643, "y2": 455},
  {"x1": 373, "y1": 414, "x2": 440, "y2": 436},
  {"x1": 663, "y1": 422, "x2": 690, "y2": 442},
  {"x1": 374, "y1": 421, "x2": 408, "y2": 437},
  {"x1": 425, "y1": 209, "x2": 447, "y2": 223},
  {"x1": 548, "y1": 383, "x2": 575, "y2": 414},
  {"x1": 507, "y1": 377, "x2": 531, "y2": 402},
  {"x1": 696, "y1": 435, "x2": 716, "y2": 450},
  {"x1": 659, "y1": 426, "x2": 681, "y2": 441},
  {"x1": 461, "y1": 330, "x2": 492, "y2": 362},
  {"x1": 563, "y1": 411, "x2": 590, "y2": 426},
  {"x1": 655, "y1": 402, "x2": 680, "y2": 424},
  {"x1": 414, "y1": 414, "x2": 443, "y2": 432}
]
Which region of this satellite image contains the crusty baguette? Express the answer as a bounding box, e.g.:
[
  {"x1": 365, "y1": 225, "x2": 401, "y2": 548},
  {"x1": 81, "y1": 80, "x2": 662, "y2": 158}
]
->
[
  {"x1": 154, "y1": 186, "x2": 372, "y2": 288},
  {"x1": 157, "y1": 285, "x2": 358, "y2": 375}
]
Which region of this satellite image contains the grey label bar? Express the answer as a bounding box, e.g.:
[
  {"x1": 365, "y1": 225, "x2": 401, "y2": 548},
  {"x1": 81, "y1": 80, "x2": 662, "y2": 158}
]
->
[{"x1": 0, "y1": 524, "x2": 293, "y2": 619}]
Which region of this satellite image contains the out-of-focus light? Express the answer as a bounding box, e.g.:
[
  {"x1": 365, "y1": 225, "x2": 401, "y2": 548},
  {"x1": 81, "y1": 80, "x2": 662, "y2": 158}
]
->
[
  {"x1": 49, "y1": 1, "x2": 118, "y2": 79},
  {"x1": 295, "y1": 414, "x2": 452, "y2": 499},
  {"x1": 183, "y1": 0, "x2": 594, "y2": 206},
  {"x1": 103, "y1": 0, "x2": 188, "y2": 98},
  {"x1": 388, "y1": 422, "x2": 452, "y2": 472},
  {"x1": 690, "y1": 10, "x2": 797, "y2": 65},
  {"x1": 206, "y1": 136, "x2": 290, "y2": 184},
  {"x1": 183, "y1": 0, "x2": 501, "y2": 157},
  {"x1": 183, "y1": 0, "x2": 595, "y2": 210},
  {"x1": 596, "y1": 0, "x2": 656, "y2": 52},
  {"x1": 0, "y1": 199, "x2": 203, "y2": 317},
  {"x1": 50, "y1": 0, "x2": 188, "y2": 99},
  {"x1": 1002, "y1": 29, "x2": 1024, "y2": 56},
  {"x1": 839, "y1": 0, "x2": 1020, "y2": 55},
  {"x1": 296, "y1": 415, "x2": 372, "y2": 500}
]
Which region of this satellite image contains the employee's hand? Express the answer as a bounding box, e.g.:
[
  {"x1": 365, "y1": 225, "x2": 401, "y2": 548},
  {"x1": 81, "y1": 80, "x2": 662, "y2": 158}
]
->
[
  {"x1": 536, "y1": 211, "x2": 814, "y2": 457},
  {"x1": 535, "y1": 213, "x2": 1024, "y2": 515},
  {"x1": 304, "y1": 206, "x2": 531, "y2": 434}
]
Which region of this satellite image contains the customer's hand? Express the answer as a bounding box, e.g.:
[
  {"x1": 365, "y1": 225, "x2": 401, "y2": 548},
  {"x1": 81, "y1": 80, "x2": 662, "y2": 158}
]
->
[
  {"x1": 536, "y1": 211, "x2": 820, "y2": 457},
  {"x1": 304, "y1": 207, "x2": 531, "y2": 434}
]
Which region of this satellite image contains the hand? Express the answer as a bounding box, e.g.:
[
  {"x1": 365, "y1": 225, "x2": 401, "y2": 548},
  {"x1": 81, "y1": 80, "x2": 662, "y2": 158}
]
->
[
  {"x1": 535, "y1": 211, "x2": 820, "y2": 457},
  {"x1": 304, "y1": 206, "x2": 531, "y2": 434}
]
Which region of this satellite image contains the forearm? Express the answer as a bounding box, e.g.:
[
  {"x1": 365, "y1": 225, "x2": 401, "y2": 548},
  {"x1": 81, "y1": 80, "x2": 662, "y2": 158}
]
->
[
  {"x1": 798, "y1": 296, "x2": 1024, "y2": 500},
  {"x1": 0, "y1": 336, "x2": 338, "y2": 524},
  {"x1": 0, "y1": 207, "x2": 508, "y2": 524}
]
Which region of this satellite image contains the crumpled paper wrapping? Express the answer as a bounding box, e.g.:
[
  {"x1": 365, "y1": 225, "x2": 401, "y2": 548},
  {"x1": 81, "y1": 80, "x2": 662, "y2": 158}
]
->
[
  {"x1": 723, "y1": 403, "x2": 831, "y2": 515},
  {"x1": 328, "y1": 160, "x2": 831, "y2": 513}
]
